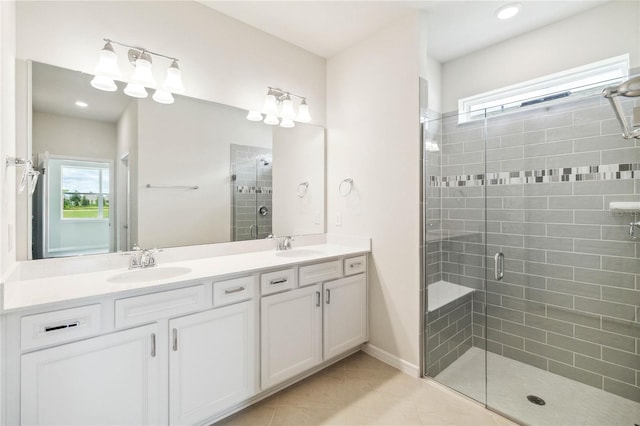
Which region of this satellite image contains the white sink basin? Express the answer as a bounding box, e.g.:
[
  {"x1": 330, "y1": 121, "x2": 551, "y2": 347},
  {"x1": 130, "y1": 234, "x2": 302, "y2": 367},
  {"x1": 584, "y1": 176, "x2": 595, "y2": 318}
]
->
[
  {"x1": 275, "y1": 249, "x2": 323, "y2": 258},
  {"x1": 107, "y1": 266, "x2": 192, "y2": 284}
]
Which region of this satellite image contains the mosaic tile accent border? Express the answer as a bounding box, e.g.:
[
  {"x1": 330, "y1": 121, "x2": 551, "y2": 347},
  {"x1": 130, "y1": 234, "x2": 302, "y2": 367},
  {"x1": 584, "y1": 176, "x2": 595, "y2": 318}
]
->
[
  {"x1": 430, "y1": 163, "x2": 640, "y2": 187},
  {"x1": 236, "y1": 185, "x2": 273, "y2": 194}
]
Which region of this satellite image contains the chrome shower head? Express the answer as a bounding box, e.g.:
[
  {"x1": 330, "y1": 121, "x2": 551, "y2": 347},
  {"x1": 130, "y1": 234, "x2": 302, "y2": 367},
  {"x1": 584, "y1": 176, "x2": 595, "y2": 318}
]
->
[{"x1": 603, "y1": 75, "x2": 640, "y2": 139}]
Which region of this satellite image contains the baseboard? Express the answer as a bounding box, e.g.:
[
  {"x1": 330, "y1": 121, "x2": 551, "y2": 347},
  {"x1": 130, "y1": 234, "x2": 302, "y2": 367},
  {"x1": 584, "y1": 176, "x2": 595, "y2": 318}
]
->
[{"x1": 360, "y1": 343, "x2": 420, "y2": 377}]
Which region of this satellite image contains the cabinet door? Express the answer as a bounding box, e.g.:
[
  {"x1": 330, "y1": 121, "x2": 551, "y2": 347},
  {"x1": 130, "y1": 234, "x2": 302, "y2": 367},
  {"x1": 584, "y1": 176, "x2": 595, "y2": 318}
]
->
[
  {"x1": 21, "y1": 324, "x2": 160, "y2": 426},
  {"x1": 261, "y1": 284, "x2": 322, "y2": 389},
  {"x1": 323, "y1": 274, "x2": 367, "y2": 360},
  {"x1": 169, "y1": 301, "x2": 255, "y2": 426}
]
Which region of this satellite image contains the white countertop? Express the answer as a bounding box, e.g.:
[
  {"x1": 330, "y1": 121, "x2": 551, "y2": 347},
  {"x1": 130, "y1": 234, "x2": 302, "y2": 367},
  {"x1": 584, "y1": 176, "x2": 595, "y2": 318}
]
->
[{"x1": 3, "y1": 242, "x2": 369, "y2": 313}]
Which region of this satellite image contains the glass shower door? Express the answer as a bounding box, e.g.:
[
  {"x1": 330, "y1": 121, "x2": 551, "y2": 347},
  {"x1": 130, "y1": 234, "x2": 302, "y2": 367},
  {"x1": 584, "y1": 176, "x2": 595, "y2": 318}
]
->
[{"x1": 484, "y1": 90, "x2": 640, "y2": 424}]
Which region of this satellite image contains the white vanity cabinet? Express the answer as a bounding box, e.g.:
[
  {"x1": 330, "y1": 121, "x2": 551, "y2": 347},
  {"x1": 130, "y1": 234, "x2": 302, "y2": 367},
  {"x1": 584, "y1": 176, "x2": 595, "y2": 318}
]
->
[
  {"x1": 21, "y1": 324, "x2": 161, "y2": 426},
  {"x1": 260, "y1": 284, "x2": 323, "y2": 389},
  {"x1": 169, "y1": 300, "x2": 255, "y2": 426},
  {"x1": 261, "y1": 257, "x2": 368, "y2": 390}
]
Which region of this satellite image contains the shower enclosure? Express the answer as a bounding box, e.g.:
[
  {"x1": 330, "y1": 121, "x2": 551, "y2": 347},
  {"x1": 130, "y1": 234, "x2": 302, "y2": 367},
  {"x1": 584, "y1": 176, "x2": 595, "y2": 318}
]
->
[
  {"x1": 230, "y1": 144, "x2": 273, "y2": 241},
  {"x1": 422, "y1": 76, "x2": 640, "y2": 424}
]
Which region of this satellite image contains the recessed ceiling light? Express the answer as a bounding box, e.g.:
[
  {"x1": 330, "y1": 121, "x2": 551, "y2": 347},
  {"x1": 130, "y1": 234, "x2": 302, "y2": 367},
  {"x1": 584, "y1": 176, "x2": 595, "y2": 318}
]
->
[
  {"x1": 495, "y1": 3, "x2": 521, "y2": 20},
  {"x1": 75, "y1": 101, "x2": 88, "y2": 108}
]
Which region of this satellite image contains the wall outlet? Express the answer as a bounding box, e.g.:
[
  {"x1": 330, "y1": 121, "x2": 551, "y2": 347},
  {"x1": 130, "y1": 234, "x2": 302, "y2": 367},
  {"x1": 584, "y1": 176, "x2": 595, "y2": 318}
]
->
[{"x1": 336, "y1": 211, "x2": 342, "y2": 226}]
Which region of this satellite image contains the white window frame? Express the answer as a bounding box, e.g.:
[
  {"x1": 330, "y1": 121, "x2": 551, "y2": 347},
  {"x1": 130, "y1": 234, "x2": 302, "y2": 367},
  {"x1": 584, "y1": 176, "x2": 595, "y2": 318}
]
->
[{"x1": 458, "y1": 54, "x2": 630, "y2": 123}]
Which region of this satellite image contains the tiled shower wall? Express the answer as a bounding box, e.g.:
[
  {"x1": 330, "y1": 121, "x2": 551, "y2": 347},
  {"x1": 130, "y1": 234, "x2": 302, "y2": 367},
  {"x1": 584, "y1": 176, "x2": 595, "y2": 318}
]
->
[
  {"x1": 230, "y1": 144, "x2": 273, "y2": 241},
  {"x1": 426, "y1": 94, "x2": 640, "y2": 402}
]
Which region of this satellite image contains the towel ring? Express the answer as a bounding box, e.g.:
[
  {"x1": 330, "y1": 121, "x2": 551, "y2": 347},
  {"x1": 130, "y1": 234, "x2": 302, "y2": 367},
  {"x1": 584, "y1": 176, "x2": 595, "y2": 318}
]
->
[
  {"x1": 297, "y1": 181, "x2": 309, "y2": 198},
  {"x1": 339, "y1": 178, "x2": 353, "y2": 197}
]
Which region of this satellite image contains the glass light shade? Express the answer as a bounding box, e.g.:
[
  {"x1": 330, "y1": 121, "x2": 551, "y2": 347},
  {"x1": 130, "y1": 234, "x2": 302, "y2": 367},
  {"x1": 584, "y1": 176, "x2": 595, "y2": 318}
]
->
[
  {"x1": 280, "y1": 117, "x2": 295, "y2": 128},
  {"x1": 124, "y1": 82, "x2": 148, "y2": 98},
  {"x1": 263, "y1": 94, "x2": 279, "y2": 116},
  {"x1": 162, "y1": 61, "x2": 185, "y2": 94},
  {"x1": 246, "y1": 110, "x2": 263, "y2": 121},
  {"x1": 296, "y1": 102, "x2": 311, "y2": 122},
  {"x1": 94, "y1": 45, "x2": 121, "y2": 79},
  {"x1": 495, "y1": 3, "x2": 521, "y2": 19},
  {"x1": 152, "y1": 89, "x2": 174, "y2": 104},
  {"x1": 130, "y1": 58, "x2": 156, "y2": 88},
  {"x1": 90, "y1": 75, "x2": 117, "y2": 92},
  {"x1": 264, "y1": 114, "x2": 279, "y2": 125},
  {"x1": 280, "y1": 98, "x2": 296, "y2": 119}
]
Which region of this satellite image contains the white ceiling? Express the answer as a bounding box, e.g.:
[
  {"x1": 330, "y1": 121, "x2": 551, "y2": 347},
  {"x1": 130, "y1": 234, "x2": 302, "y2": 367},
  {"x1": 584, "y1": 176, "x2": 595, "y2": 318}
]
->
[
  {"x1": 200, "y1": 1, "x2": 607, "y2": 62},
  {"x1": 33, "y1": 62, "x2": 131, "y2": 123}
]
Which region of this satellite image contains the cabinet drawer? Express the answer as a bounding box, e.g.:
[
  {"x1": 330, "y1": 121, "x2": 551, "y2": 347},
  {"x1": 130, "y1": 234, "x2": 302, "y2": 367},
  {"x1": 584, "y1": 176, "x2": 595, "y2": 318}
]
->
[
  {"x1": 21, "y1": 304, "x2": 102, "y2": 351},
  {"x1": 260, "y1": 269, "x2": 296, "y2": 296},
  {"x1": 299, "y1": 260, "x2": 343, "y2": 286},
  {"x1": 344, "y1": 255, "x2": 367, "y2": 276},
  {"x1": 213, "y1": 276, "x2": 255, "y2": 307},
  {"x1": 115, "y1": 285, "x2": 207, "y2": 328}
]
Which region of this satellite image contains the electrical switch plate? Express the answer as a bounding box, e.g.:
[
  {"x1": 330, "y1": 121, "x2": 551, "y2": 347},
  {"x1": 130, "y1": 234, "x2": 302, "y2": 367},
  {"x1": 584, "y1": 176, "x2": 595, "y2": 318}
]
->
[{"x1": 336, "y1": 211, "x2": 342, "y2": 226}]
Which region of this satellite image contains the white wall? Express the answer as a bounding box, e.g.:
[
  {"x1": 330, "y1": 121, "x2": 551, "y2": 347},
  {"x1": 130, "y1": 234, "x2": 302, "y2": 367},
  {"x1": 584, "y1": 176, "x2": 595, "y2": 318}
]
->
[
  {"x1": 136, "y1": 96, "x2": 271, "y2": 248},
  {"x1": 15, "y1": 1, "x2": 326, "y2": 125},
  {"x1": 32, "y1": 112, "x2": 117, "y2": 160},
  {"x1": 272, "y1": 124, "x2": 325, "y2": 236},
  {"x1": 441, "y1": 1, "x2": 640, "y2": 112},
  {"x1": 327, "y1": 13, "x2": 424, "y2": 369},
  {"x1": 116, "y1": 101, "x2": 138, "y2": 251}
]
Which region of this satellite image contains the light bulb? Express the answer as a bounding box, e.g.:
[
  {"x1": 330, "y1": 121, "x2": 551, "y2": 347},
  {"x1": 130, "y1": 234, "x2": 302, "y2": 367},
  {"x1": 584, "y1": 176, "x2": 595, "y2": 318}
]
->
[
  {"x1": 264, "y1": 114, "x2": 279, "y2": 125},
  {"x1": 280, "y1": 95, "x2": 296, "y2": 119},
  {"x1": 130, "y1": 55, "x2": 156, "y2": 88},
  {"x1": 124, "y1": 82, "x2": 148, "y2": 98},
  {"x1": 280, "y1": 117, "x2": 295, "y2": 128},
  {"x1": 162, "y1": 60, "x2": 185, "y2": 94},
  {"x1": 247, "y1": 110, "x2": 263, "y2": 121},
  {"x1": 495, "y1": 3, "x2": 521, "y2": 20},
  {"x1": 263, "y1": 92, "x2": 279, "y2": 116},
  {"x1": 296, "y1": 99, "x2": 311, "y2": 122},
  {"x1": 90, "y1": 75, "x2": 117, "y2": 92},
  {"x1": 153, "y1": 89, "x2": 174, "y2": 104},
  {"x1": 93, "y1": 41, "x2": 121, "y2": 79}
]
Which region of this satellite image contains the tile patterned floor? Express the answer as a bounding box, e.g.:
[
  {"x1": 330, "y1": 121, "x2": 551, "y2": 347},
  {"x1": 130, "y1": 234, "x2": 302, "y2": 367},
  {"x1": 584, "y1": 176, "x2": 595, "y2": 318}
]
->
[{"x1": 216, "y1": 351, "x2": 516, "y2": 425}]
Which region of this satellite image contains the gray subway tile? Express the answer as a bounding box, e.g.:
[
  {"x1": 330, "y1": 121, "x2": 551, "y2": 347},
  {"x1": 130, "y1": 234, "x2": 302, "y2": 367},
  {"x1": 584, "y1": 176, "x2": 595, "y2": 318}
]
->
[
  {"x1": 525, "y1": 210, "x2": 573, "y2": 224},
  {"x1": 523, "y1": 183, "x2": 572, "y2": 196},
  {"x1": 526, "y1": 339, "x2": 574, "y2": 364},
  {"x1": 574, "y1": 239, "x2": 635, "y2": 257},
  {"x1": 525, "y1": 313, "x2": 573, "y2": 336},
  {"x1": 603, "y1": 378, "x2": 640, "y2": 402},
  {"x1": 602, "y1": 317, "x2": 640, "y2": 339},
  {"x1": 602, "y1": 286, "x2": 640, "y2": 307},
  {"x1": 487, "y1": 146, "x2": 523, "y2": 161},
  {"x1": 502, "y1": 222, "x2": 547, "y2": 236},
  {"x1": 575, "y1": 297, "x2": 635, "y2": 321},
  {"x1": 602, "y1": 147, "x2": 640, "y2": 164},
  {"x1": 574, "y1": 179, "x2": 634, "y2": 196},
  {"x1": 525, "y1": 262, "x2": 573, "y2": 280},
  {"x1": 501, "y1": 320, "x2": 546, "y2": 343},
  {"x1": 524, "y1": 140, "x2": 572, "y2": 158},
  {"x1": 547, "y1": 152, "x2": 599, "y2": 169},
  {"x1": 547, "y1": 332, "x2": 601, "y2": 358},
  {"x1": 525, "y1": 236, "x2": 573, "y2": 251},
  {"x1": 547, "y1": 251, "x2": 600, "y2": 269},
  {"x1": 602, "y1": 347, "x2": 640, "y2": 371},
  {"x1": 486, "y1": 304, "x2": 525, "y2": 324},
  {"x1": 486, "y1": 120, "x2": 524, "y2": 137},
  {"x1": 547, "y1": 306, "x2": 601, "y2": 329},
  {"x1": 602, "y1": 256, "x2": 640, "y2": 275},
  {"x1": 524, "y1": 111, "x2": 572, "y2": 131},
  {"x1": 502, "y1": 296, "x2": 546, "y2": 316},
  {"x1": 548, "y1": 196, "x2": 603, "y2": 210},
  {"x1": 575, "y1": 354, "x2": 636, "y2": 384},
  {"x1": 503, "y1": 346, "x2": 548, "y2": 371},
  {"x1": 547, "y1": 278, "x2": 600, "y2": 299},
  {"x1": 548, "y1": 360, "x2": 603, "y2": 389},
  {"x1": 525, "y1": 288, "x2": 574, "y2": 308},
  {"x1": 486, "y1": 330, "x2": 524, "y2": 350},
  {"x1": 574, "y1": 268, "x2": 635, "y2": 289},
  {"x1": 576, "y1": 325, "x2": 636, "y2": 352},
  {"x1": 487, "y1": 281, "x2": 524, "y2": 298}
]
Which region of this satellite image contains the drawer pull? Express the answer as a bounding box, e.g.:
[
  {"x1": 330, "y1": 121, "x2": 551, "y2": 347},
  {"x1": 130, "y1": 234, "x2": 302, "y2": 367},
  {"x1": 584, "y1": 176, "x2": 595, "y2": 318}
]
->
[
  {"x1": 224, "y1": 286, "x2": 246, "y2": 295},
  {"x1": 151, "y1": 333, "x2": 156, "y2": 357},
  {"x1": 172, "y1": 328, "x2": 178, "y2": 351},
  {"x1": 316, "y1": 291, "x2": 321, "y2": 307},
  {"x1": 326, "y1": 289, "x2": 331, "y2": 304},
  {"x1": 44, "y1": 321, "x2": 79, "y2": 333},
  {"x1": 270, "y1": 278, "x2": 288, "y2": 286},
  {"x1": 349, "y1": 262, "x2": 363, "y2": 268}
]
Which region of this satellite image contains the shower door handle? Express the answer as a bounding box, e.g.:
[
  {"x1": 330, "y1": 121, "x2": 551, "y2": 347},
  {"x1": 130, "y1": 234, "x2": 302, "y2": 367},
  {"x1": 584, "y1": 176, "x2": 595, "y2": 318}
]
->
[
  {"x1": 249, "y1": 224, "x2": 258, "y2": 239},
  {"x1": 494, "y1": 253, "x2": 505, "y2": 281}
]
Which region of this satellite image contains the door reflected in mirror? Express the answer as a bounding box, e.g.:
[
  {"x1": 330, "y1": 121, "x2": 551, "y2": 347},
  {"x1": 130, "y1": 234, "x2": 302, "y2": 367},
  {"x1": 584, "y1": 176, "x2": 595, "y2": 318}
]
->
[{"x1": 25, "y1": 61, "x2": 325, "y2": 259}]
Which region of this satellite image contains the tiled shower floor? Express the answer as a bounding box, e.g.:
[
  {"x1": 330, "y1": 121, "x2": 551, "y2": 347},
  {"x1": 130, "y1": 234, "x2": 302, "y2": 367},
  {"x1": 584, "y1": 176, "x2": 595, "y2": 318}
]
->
[{"x1": 436, "y1": 347, "x2": 640, "y2": 425}]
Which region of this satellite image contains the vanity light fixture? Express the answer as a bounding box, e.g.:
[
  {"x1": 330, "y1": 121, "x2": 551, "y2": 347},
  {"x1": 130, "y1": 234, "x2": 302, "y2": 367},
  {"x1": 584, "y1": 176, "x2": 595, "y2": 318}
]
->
[
  {"x1": 249, "y1": 87, "x2": 312, "y2": 127},
  {"x1": 91, "y1": 38, "x2": 184, "y2": 105},
  {"x1": 495, "y1": 3, "x2": 521, "y2": 20}
]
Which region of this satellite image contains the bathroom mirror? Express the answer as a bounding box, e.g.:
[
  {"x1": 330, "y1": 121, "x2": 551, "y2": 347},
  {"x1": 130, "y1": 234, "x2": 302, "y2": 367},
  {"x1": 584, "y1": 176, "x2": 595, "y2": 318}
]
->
[{"x1": 21, "y1": 61, "x2": 325, "y2": 259}]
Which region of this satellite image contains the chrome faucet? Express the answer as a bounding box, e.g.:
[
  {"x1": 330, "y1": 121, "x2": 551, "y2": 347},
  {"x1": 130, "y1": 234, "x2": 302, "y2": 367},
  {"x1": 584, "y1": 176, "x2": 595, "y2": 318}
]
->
[
  {"x1": 127, "y1": 244, "x2": 161, "y2": 269},
  {"x1": 276, "y1": 236, "x2": 294, "y2": 251}
]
